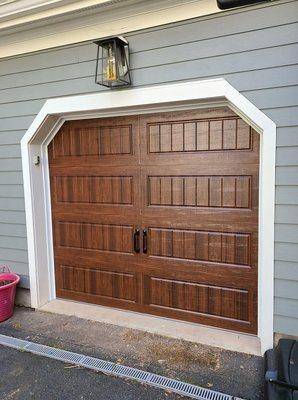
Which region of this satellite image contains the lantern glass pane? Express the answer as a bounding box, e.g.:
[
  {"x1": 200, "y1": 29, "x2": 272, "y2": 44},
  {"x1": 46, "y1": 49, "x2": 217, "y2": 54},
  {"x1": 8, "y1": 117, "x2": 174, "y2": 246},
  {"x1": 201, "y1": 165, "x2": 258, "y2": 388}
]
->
[
  {"x1": 116, "y1": 45, "x2": 128, "y2": 80},
  {"x1": 102, "y1": 42, "x2": 118, "y2": 83}
]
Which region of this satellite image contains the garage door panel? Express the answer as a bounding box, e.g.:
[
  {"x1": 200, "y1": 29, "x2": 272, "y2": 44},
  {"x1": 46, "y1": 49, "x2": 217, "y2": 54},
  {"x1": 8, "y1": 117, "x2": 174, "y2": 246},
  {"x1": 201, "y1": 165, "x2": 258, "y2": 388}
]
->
[
  {"x1": 145, "y1": 174, "x2": 254, "y2": 210},
  {"x1": 145, "y1": 276, "x2": 250, "y2": 321},
  {"x1": 148, "y1": 227, "x2": 252, "y2": 267},
  {"x1": 54, "y1": 221, "x2": 135, "y2": 254},
  {"x1": 140, "y1": 112, "x2": 259, "y2": 165},
  {"x1": 51, "y1": 175, "x2": 134, "y2": 205},
  {"x1": 56, "y1": 263, "x2": 137, "y2": 302},
  {"x1": 49, "y1": 116, "x2": 139, "y2": 166},
  {"x1": 142, "y1": 275, "x2": 257, "y2": 333},
  {"x1": 50, "y1": 166, "x2": 140, "y2": 210}
]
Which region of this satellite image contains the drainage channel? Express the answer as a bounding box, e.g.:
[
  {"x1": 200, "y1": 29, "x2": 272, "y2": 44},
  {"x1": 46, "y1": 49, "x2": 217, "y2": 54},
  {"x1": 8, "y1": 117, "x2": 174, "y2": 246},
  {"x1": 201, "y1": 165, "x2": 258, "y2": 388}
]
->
[{"x1": 0, "y1": 334, "x2": 243, "y2": 400}]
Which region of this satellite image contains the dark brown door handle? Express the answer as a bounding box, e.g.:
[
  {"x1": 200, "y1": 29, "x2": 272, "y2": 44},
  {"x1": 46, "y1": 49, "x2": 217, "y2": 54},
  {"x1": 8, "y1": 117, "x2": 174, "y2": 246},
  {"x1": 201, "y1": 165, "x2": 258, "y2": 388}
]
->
[
  {"x1": 134, "y1": 228, "x2": 140, "y2": 253},
  {"x1": 143, "y1": 229, "x2": 148, "y2": 254}
]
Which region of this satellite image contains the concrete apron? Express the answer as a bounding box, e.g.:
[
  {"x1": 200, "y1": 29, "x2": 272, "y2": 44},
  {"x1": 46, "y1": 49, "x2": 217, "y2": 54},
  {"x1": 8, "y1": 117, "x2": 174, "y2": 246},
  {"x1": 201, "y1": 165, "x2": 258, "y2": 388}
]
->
[{"x1": 40, "y1": 299, "x2": 261, "y2": 355}]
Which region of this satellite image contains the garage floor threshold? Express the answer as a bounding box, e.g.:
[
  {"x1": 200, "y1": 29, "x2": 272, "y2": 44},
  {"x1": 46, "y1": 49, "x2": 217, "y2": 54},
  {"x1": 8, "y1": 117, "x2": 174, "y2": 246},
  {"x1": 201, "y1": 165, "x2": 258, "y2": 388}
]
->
[{"x1": 0, "y1": 334, "x2": 243, "y2": 400}]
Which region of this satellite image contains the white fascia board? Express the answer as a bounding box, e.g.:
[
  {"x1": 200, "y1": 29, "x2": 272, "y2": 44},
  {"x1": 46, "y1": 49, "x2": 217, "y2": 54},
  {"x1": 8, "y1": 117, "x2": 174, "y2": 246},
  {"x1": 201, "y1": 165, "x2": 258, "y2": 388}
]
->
[
  {"x1": 0, "y1": 0, "x2": 124, "y2": 24},
  {"x1": 0, "y1": 0, "x2": 219, "y2": 58}
]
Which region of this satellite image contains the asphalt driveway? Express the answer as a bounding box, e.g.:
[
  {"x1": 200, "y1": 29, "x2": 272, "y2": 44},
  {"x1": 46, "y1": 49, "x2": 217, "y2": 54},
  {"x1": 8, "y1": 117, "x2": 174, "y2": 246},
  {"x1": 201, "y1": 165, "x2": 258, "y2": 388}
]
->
[
  {"x1": 0, "y1": 346, "x2": 181, "y2": 400},
  {"x1": 0, "y1": 307, "x2": 264, "y2": 399}
]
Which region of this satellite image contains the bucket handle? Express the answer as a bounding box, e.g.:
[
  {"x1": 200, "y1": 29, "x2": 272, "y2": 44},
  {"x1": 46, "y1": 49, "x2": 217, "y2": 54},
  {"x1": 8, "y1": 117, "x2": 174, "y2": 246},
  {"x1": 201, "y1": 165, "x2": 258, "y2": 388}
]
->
[{"x1": 0, "y1": 265, "x2": 11, "y2": 273}]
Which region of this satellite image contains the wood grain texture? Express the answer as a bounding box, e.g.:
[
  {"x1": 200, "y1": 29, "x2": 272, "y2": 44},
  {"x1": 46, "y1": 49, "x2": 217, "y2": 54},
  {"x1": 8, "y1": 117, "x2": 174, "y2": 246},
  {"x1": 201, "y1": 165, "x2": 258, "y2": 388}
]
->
[
  {"x1": 55, "y1": 176, "x2": 133, "y2": 205},
  {"x1": 148, "y1": 175, "x2": 251, "y2": 208},
  {"x1": 149, "y1": 228, "x2": 250, "y2": 266},
  {"x1": 49, "y1": 108, "x2": 259, "y2": 334},
  {"x1": 148, "y1": 117, "x2": 251, "y2": 153}
]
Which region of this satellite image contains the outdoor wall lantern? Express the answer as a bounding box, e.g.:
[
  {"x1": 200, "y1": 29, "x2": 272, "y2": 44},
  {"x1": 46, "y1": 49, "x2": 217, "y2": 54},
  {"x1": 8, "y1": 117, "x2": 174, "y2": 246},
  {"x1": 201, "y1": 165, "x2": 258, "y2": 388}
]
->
[
  {"x1": 217, "y1": 0, "x2": 269, "y2": 9},
  {"x1": 94, "y1": 36, "x2": 131, "y2": 88}
]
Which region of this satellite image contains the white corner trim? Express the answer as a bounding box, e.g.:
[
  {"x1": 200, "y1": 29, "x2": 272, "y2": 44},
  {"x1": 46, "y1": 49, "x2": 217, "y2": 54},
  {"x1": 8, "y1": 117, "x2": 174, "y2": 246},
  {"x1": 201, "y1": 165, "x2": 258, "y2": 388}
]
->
[{"x1": 21, "y1": 78, "x2": 276, "y2": 355}]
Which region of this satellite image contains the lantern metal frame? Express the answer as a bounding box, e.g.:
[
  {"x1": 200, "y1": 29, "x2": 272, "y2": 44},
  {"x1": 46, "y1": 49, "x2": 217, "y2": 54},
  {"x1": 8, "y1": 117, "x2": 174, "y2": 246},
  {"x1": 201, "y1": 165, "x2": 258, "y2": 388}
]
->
[{"x1": 94, "y1": 36, "x2": 131, "y2": 88}]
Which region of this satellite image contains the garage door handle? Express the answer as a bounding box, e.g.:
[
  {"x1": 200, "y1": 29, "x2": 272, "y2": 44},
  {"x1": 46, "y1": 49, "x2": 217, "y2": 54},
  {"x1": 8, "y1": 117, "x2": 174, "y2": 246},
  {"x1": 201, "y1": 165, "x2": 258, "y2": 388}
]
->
[
  {"x1": 143, "y1": 229, "x2": 148, "y2": 254},
  {"x1": 133, "y1": 228, "x2": 140, "y2": 253}
]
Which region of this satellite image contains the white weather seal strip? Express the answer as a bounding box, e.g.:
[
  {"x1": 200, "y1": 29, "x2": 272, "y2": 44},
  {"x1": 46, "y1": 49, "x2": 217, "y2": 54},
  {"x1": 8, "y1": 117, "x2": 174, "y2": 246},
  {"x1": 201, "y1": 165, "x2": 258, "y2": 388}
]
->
[{"x1": 0, "y1": 334, "x2": 244, "y2": 400}]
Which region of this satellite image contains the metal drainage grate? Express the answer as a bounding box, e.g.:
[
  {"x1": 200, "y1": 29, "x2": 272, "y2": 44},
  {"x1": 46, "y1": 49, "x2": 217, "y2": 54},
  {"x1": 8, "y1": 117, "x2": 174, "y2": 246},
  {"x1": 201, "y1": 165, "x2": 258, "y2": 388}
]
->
[{"x1": 0, "y1": 334, "x2": 243, "y2": 400}]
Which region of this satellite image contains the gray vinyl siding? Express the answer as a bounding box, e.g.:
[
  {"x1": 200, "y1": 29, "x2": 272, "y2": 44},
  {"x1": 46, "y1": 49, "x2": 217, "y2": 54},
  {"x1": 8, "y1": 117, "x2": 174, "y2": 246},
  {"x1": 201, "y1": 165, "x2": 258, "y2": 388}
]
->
[{"x1": 0, "y1": 0, "x2": 298, "y2": 335}]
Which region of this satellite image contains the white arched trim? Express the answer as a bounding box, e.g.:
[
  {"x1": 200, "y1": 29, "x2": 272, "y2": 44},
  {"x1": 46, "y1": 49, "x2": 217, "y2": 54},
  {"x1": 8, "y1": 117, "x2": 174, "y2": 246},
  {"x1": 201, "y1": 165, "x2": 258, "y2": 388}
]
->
[{"x1": 21, "y1": 78, "x2": 276, "y2": 354}]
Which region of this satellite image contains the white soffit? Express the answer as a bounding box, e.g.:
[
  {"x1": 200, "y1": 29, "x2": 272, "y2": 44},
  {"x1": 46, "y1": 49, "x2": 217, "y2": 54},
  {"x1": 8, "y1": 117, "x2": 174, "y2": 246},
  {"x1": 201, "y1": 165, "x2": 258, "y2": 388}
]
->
[
  {"x1": 0, "y1": 0, "x2": 219, "y2": 58},
  {"x1": 0, "y1": 0, "x2": 126, "y2": 24}
]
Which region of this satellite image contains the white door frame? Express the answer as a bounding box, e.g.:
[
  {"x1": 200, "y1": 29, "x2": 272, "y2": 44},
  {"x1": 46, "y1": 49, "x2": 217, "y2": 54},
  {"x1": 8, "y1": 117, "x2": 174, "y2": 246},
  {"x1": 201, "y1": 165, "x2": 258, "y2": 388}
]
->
[{"x1": 21, "y1": 78, "x2": 276, "y2": 354}]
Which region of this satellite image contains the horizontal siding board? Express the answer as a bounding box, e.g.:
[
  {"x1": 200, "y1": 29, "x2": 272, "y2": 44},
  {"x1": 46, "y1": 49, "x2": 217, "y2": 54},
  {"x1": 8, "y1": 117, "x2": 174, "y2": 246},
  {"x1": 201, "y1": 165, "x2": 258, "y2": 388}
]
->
[
  {"x1": 0, "y1": 146, "x2": 21, "y2": 161},
  {"x1": 275, "y1": 261, "x2": 298, "y2": 280},
  {"x1": 227, "y1": 65, "x2": 298, "y2": 92},
  {"x1": 244, "y1": 86, "x2": 298, "y2": 109},
  {"x1": 0, "y1": 235, "x2": 27, "y2": 250},
  {"x1": 0, "y1": 248, "x2": 28, "y2": 263},
  {"x1": 0, "y1": 185, "x2": 24, "y2": 198},
  {"x1": 0, "y1": 60, "x2": 96, "y2": 91},
  {"x1": 0, "y1": 158, "x2": 22, "y2": 171},
  {"x1": 0, "y1": 171, "x2": 23, "y2": 185},
  {"x1": 0, "y1": 45, "x2": 82, "y2": 76},
  {"x1": 276, "y1": 187, "x2": 298, "y2": 205},
  {"x1": 0, "y1": 77, "x2": 100, "y2": 105},
  {"x1": 276, "y1": 205, "x2": 298, "y2": 224},
  {"x1": 274, "y1": 315, "x2": 298, "y2": 335},
  {"x1": 0, "y1": 198, "x2": 25, "y2": 211},
  {"x1": 277, "y1": 127, "x2": 298, "y2": 147},
  {"x1": 275, "y1": 242, "x2": 298, "y2": 262},
  {"x1": 263, "y1": 107, "x2": 298, "y2": 127},
  {"x1": 0, "y1": 211, "x2": 26, "y2": 224},
  {"x1": 0, "y1": 223, "x2": 26, "y2": 237},
  {"x1": 0, "y1": 116, "x2": 35, "y2": 132},
  {"x1": 275, "y1": 224, "x2": 298, "y2": 243},
  {"x1": 275, "y1": 279, "x2": 298, "y2": 300},
  {"x1": 276, "y1": 146, "x2": 298, "y2": 166},
  {"x1": 0, "y1": 260, "x2": 29, "y2": 275},
  {"x1": 276, "y1": 166, "x2": 298, "y2": 185},
  {"x1": 0, "y1": 144, "x2": 21, "y2": 158},
  {"x1": 275, "y1": 298, "x2": 298, "y2": 319},
  {"x1": 0, "y1": 99, "x2": 44, "y2": 118},
  {"x1": 0, "y1": 131, "x2": 26, "y2": 145}
]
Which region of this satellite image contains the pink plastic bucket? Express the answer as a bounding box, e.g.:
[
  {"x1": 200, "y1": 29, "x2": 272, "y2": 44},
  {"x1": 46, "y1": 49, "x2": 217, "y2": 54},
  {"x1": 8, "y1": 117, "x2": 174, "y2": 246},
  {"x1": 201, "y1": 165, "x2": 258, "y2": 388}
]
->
[{"x1": 0, "y1": 268, "x2": 20, "y2": 322}]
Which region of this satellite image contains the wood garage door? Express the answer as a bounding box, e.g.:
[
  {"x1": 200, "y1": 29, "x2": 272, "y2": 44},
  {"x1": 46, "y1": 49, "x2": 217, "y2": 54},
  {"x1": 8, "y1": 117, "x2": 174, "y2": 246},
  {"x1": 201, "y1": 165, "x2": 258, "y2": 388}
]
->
[{"x1": 49, "y1": 107, "x2": 259, "y2": 334}]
